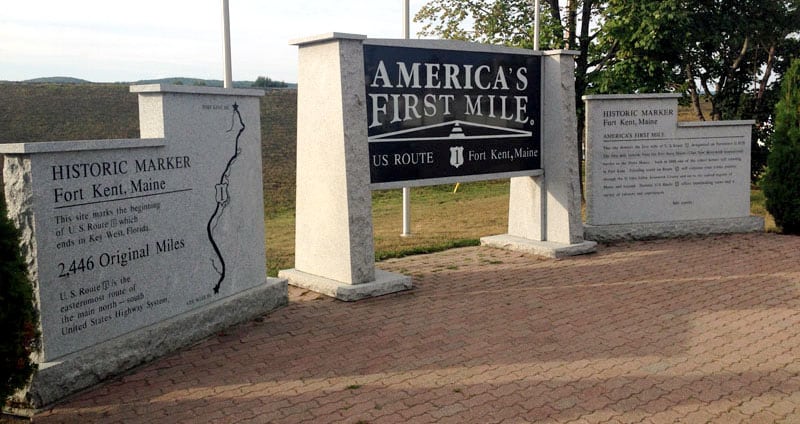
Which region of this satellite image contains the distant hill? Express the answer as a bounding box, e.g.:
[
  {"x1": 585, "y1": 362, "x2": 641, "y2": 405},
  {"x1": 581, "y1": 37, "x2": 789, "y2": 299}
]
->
[
  {"x1": 23, "y1": 76, "x2": 92, "y2": 84},
  {"x1": 11, "y1": 76, "x2": 296, "y2": 89},
  {"x1": 131, "y1": 77, "x2": 254, "y2": 88},
  {"x1": 132, "y1": 77, "x2": 296, "y2": 89}
]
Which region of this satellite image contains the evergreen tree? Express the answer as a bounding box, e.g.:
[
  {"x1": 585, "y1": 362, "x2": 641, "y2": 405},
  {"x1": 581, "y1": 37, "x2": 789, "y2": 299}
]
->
[
  {"x1": 762, "y1": 58, "x2": 800, "y2": 234},
  {"x1": 0, "y1": 190, "x2": 40, "y2": 405}
]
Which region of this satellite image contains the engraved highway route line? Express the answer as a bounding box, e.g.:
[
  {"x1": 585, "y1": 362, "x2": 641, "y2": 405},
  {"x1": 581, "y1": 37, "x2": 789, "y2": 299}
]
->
[{"x1": 207, "y1": 102, "x2": 244, "y2": 294}]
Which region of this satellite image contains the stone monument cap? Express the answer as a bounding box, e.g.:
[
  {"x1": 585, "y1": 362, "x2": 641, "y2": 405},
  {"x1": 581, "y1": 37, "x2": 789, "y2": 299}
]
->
[
  {"x1": 289, "y1": 32, "x2": 367, "y2": 47},
  {"x1": 541, "y1": 50, "x2": 581, "y2": 56},
  {"x1": 364, "y1": 37, "x2": 547, "y2": 56},
  {"x1": 130, "y1": 84, "x2": 265, "y2": 97},
  {"x1": 0, "y1": 138, "x2": 165, "y2": 154},
  {"x1": 582, "y1": 93, "x2": 681, "y2": 101}
]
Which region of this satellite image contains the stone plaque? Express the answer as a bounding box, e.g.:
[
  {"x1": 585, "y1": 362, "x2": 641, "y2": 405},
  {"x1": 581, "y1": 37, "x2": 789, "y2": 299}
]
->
[
  {"x1": 585, "y1": 94, "x2": 754, "y2": 226},
  {"x1": 3, "y1": 86, "x2": 272, "y2": 361},
  {"x1": 364, "y1": 43, "x2": 541, "y2": 188}
]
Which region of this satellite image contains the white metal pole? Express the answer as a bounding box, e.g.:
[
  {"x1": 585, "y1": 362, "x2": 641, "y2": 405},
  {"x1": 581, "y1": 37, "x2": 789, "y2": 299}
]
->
[
  {"x1": 401, "y1": 0, "x2": 412, "y2": 237},
  {"x1": 403, "y1": 0, "x2": 410, "y2": 38},
  {"x1": 533, "y1": 0, "x2": 541, "y2": 51},
  {"x1": 401, "y1": 190, "x2": 411, "y2": 236},
  {"x1": 222, "y1": 0, "x2": 233, "y2": 88}
]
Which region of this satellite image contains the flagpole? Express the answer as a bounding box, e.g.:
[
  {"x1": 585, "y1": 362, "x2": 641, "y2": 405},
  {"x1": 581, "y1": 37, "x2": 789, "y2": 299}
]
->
[
  {"x1": 403, "y1": 0, "x2": 410, "y2": 38},
  {"x1": 222, "y1": 0, "x2": 233, "y2": 88},
  {"x1": 533, "y1": 0, "x2": 540, "y2": 51},
  {"x1": 401, "y1": 0, "x2": 412, "y2": 237}
]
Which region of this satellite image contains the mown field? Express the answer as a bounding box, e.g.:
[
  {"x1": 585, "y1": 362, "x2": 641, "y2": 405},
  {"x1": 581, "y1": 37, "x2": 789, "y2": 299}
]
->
[
  {"x1": 0, "y1": 83, "x2": 297, "y2": 216},
  {"x1": 0, "y1": 83, "x2": 774, "y2": 276}
]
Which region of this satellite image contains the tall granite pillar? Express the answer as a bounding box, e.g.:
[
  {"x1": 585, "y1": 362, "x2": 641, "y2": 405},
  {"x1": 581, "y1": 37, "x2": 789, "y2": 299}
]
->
[
  {"x1": 279, "y1": 33, "x2": 412, "y2": 301},
  {"x1": 482, "y1": 51, "x2": 597, "y2": 258}
]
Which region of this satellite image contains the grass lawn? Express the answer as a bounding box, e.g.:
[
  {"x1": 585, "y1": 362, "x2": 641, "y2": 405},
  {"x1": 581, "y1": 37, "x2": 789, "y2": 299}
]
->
[
  {"x1": 265, "y1": 181, "x2": 776, "y2": 276},
  {"x1": 265, "y1": 180, "x2": 509, "y2": 276}
]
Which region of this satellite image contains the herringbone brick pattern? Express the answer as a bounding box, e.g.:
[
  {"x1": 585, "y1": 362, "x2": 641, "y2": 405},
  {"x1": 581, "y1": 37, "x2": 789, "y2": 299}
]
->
[{"x1": 34, "y1": 233, "x2": 800, "y2": 423}]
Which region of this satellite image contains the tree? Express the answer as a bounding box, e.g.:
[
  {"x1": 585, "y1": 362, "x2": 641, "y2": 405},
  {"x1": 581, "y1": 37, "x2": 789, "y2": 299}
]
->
[
  {"x1": 417, "y1": 0, "x2": 561, "y2": 48},
  {"x1": 596, "y1": 0, "x2": 800, "y2": 180},
  {"x1": 416, "y1": 0, "x2": 612, "y2": 196},
  {"x1": 761, "y1": 58, "x2": 800, "y2": 234},
  {"x1": 0, "y1": 191, "x2": 40, "y2": 405},
  {"x1": 252, "y1": 76, "x2": 288, "y2": 88},
  {"x1": 415, "y1": 0, "x2": 800, "y2": 183},
  {"x1": 593, "y1": 0, "x2": 687, "y2": 94},
  {"x1": 416, "y1": 0, "x2": 612, "y2": 114}
]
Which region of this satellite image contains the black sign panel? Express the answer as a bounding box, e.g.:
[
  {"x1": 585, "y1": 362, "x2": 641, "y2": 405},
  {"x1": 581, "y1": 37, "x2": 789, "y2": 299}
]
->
[{"x1": 364, "y1": 44, "x2": 541, "y2": 186}]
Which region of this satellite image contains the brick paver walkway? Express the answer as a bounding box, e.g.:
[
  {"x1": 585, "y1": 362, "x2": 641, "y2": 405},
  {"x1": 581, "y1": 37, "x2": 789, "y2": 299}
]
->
[{"x1": 32, "y1": 233, "x2": 800, "y2": 423}]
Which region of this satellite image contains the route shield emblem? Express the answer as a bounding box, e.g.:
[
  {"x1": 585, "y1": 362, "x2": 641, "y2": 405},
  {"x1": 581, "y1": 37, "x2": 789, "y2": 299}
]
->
[{"x1": 449, "y1": 146, "x2": 464, "y2": 168}]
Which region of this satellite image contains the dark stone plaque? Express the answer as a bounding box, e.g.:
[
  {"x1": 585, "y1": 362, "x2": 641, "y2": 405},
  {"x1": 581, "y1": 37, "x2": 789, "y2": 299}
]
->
[{"x1": 364, "y1": 44, "x2": 541, "y2": 186}]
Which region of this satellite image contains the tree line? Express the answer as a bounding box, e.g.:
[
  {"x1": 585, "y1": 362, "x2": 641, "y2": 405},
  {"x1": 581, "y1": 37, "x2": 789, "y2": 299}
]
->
[
  {"x1": 252, "y1": 76, "x2": 289, "y2": 88},
  {"x1": 415, "y1": 0, "x2": 800, "y2": 182}
]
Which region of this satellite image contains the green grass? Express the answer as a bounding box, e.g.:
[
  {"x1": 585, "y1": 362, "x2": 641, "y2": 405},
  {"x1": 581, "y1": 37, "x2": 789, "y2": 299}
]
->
[
  {"x1": 266, "y1": 180, "x2": 510, "y2": 276},
  {"x1": 265, "y1": 182, "x2": 777, "y2": 277},
  {"x1": 375, "y1": 239, "x2": 480, "y2": 261}
]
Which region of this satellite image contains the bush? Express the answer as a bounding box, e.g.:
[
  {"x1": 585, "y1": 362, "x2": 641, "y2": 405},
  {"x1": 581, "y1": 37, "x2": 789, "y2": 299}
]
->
[
  {"x1": 762, "y1": 58, "x2": 800, "y2": 234},
  {"x1": 0, "y1": 190, "x2": 40, "y2": 405}
]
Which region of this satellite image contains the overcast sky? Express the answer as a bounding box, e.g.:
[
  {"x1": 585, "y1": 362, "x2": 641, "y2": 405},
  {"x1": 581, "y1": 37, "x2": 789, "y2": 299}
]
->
[{"x1": 1, "y1": 0, "x2": 430, "y2": 83}]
